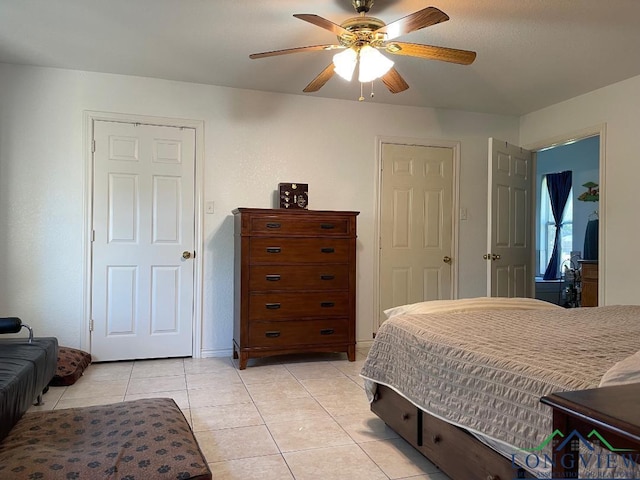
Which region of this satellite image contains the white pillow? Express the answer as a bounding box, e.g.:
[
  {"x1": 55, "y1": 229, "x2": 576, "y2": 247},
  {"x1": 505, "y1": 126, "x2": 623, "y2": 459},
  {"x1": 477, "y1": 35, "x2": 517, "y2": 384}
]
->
[
  {"x1": 383, "y1": 297, "x2": 562, "y2": 320},
  {"x1": 599, "y1": 350, "x2": 640, "y2": 387}
]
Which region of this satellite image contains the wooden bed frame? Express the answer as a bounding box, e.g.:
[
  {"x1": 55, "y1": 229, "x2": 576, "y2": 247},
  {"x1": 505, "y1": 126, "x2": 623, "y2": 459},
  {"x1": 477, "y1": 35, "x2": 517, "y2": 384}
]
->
[{"x1": 371, "y1": 384, "x2": 534, "y2": 480}]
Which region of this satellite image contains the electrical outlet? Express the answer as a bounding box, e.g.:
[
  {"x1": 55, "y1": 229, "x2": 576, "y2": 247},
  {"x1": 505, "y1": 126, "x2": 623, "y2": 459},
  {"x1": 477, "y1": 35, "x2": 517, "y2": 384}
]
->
[
  {"x1": 206, "y1": 201, "x2": 214, "y2": 214},
  {"x1": 460, "y1": 207, "x2": 468, "y2": 220}
]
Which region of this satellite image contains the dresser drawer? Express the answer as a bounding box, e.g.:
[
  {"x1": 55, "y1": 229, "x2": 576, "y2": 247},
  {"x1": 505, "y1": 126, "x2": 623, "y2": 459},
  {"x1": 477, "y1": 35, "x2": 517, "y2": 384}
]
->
[
  {"x1": 250, "y1": 215, "x2": 350, "y2": 236},
  {"x1": 249, "y1": 238, "x2": 350, "y2": 264},
  {"x1": 249, "y1": 265, "x2": 349, "y2": 291},
  {"x1": 249, "y1": 318, "x2": 350, "y2": 347},
  {"x1": 249, "y1": 291, "x2": 350, "y2": 319}
]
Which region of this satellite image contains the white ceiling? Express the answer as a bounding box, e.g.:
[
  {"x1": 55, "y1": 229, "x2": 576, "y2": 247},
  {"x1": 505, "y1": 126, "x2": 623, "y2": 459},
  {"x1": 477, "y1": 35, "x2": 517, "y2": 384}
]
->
[{"x1": 2, "y1": 0, "x2": 640, "y2": 115}]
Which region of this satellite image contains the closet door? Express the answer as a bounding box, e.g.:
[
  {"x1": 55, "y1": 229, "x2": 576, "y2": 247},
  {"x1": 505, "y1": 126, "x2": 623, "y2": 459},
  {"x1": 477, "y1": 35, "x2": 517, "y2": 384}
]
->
[{"x1": 91, "y1": 120, "x2": 196, "y2": 361}]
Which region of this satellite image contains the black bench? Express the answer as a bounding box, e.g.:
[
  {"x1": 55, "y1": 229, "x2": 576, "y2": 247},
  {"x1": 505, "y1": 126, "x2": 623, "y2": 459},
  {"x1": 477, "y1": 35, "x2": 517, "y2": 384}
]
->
[{"x1": 0, "y1": 317, "x2": 58, "y2": 442}]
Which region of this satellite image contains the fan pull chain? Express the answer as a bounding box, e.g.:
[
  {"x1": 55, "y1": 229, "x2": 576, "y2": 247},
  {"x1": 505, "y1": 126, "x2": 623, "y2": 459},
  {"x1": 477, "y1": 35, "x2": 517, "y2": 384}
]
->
[{"x1": 357, "y1": 82, "x2": 376, "y2": 101}]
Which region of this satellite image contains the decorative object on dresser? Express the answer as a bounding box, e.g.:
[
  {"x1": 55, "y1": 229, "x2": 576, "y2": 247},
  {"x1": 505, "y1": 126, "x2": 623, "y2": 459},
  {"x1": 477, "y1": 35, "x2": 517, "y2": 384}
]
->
[
  {"x1": 278, "y1": 182, "x2": 308, "y2": 209},
  {"x1": 233, "y1": 208, "x2": 358, "y2": 369}
]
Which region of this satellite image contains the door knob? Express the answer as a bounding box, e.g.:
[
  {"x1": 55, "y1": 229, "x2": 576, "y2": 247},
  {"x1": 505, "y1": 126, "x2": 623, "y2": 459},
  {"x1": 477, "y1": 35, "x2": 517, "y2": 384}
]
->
[
  {"x1": 182, "y1": 251, "x2": 192, "y2": 259},
  {"x1": 443, "y1": 256, "x2": 452, "y2": 264}
]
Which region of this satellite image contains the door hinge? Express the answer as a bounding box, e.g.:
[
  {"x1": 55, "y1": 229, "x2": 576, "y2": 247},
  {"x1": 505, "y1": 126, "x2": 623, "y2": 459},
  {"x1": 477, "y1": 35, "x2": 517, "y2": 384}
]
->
[
  {"x1": 91, "y1": 139, "x2": 96, "y2": 153},
  {"x1": 91, "y1": 230, "x2": 95, "y2": 242},
  {"x1": 89, "y1": 319, "x2": 94, "y2": 332}
]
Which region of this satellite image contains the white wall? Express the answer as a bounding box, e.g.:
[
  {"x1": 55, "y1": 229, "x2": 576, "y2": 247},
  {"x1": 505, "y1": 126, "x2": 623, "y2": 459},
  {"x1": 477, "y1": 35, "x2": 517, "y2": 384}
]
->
[
  {"x1": 0, "y1": 63, "x2": 520, "y2": 354},
  {"x1": 521, "y1": 74, "x2": 640, "y2": 305}
]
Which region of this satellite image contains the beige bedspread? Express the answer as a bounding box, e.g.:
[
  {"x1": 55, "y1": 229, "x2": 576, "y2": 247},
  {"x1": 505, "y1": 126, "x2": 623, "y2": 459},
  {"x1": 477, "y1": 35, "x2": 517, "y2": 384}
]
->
[{"x1": 361, "y1": 305, "x2": 640, "y2": 455}]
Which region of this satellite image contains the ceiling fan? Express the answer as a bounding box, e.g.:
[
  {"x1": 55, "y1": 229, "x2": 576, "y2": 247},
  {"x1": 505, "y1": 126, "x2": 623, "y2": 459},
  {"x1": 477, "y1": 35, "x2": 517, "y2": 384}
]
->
[{"x1": 249, "y1": 0, "x2": 476, "y2": 96}]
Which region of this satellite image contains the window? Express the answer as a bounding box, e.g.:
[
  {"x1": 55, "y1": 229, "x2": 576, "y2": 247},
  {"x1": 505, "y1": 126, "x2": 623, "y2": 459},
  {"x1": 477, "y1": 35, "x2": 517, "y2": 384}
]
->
[{"x1": 539, "y1": 176, "x2": 573, "y2": 277}]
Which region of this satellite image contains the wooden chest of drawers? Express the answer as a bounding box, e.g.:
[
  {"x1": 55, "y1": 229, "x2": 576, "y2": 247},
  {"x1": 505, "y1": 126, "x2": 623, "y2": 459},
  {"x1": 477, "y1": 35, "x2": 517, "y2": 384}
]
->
[
  {"x1": 233, "y1": 208, "x2": 358, "y2": 369},
  {"x1": 579, "y1": 260, "x2": 598, "y2": 307}
]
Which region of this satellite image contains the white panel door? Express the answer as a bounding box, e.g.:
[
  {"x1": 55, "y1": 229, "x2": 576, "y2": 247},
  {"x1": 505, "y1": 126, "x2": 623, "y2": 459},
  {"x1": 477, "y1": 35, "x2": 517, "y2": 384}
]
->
[
  {"x1": 379, "y1": 143, "x2": 454, "y2": 327},
  {"x1": 487, "y1": 138, "x2": 533, "y2": 297},
  {"x1": 91, "y1": 120, "x2": 196, "y2": 361}
]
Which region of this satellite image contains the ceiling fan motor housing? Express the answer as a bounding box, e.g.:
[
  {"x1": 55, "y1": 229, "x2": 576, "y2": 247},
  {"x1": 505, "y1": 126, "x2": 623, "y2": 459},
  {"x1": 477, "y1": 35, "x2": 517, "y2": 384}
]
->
[
  {"x1": 352, "y1": 0, "x2": 374, "y2": 13},
  {"x1": 338, "y1": 16, "x2": 387, "y2": 48}
]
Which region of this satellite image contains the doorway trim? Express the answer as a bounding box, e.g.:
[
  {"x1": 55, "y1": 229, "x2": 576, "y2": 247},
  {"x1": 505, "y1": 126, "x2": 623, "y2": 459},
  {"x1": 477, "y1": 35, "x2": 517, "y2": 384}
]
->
[
  {"x1": 81, "y1": 110, "x2": 205, "y2": 358},
  {"x1": 373, "y1": 136, "x2": 461, "y2": 335},
  {"x1": 523, "y1": 123, "x2": 606, "y2": 306}
]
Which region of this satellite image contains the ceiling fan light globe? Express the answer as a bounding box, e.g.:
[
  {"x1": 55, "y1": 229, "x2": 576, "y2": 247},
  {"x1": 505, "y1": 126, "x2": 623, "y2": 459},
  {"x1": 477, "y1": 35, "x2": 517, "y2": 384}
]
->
[
  {"x1": 333, "y1": 48, "x2": 357, "y2": 81},
  {"x1": 358, "y1": 45, "x2": 394, "y2": 83}
]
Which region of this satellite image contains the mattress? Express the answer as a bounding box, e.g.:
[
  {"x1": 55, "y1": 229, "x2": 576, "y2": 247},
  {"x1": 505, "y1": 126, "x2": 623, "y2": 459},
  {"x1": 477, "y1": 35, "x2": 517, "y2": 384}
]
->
[{"x1": 360, "y1": 304, "x2": 640, "y2": 477}]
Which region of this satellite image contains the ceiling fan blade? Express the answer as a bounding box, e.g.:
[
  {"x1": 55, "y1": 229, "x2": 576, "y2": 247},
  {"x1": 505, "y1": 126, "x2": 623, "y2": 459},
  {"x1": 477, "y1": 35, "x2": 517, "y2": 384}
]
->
[
  {"x1": 385, "y1": 42, "x2": 476, "y2": 65},
  {"x1": 250, "y1": 44, "x2": 343, "y2": 59},
  {"x1": 293, "y1": 14, "x2": 353, "y2": 37},
  {"x1": 375, "y1": 6, "x2": 449, "y2": 41},
  {"x1": 381, "y1": 68, "x2": 409, "y2": 94},
  {"x1": 303, "y1": 63, "x2": 336, "y2": 92}
]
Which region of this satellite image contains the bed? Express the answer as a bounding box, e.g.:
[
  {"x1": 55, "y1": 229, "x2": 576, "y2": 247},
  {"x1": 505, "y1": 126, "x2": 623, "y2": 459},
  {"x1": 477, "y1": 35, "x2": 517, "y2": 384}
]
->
[{"x1": 360, "y1": 298, "x2": 640, "y2": 480}]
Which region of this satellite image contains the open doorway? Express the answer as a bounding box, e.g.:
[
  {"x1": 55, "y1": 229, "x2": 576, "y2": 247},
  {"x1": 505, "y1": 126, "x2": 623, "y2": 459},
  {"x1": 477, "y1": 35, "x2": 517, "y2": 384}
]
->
[{"x1": 534, "y1": 135, "x2": 600, "y2": 307}]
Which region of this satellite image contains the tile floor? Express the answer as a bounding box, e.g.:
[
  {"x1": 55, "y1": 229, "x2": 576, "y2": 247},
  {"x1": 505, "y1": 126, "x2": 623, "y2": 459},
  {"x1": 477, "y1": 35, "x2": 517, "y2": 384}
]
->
[{"x1": 30, "y1": 347, "x2": 449, "y2": 480}]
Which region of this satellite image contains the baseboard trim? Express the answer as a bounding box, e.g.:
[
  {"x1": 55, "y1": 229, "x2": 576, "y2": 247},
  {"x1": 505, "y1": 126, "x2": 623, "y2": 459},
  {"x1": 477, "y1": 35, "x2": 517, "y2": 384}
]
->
[{"x1": 199, "y1": 348, "x2": 233, "y2": 358}]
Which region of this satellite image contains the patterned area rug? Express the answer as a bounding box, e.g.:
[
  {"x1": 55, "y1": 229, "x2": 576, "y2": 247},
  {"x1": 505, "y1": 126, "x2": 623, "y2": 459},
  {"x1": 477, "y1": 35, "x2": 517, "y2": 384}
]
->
[{"x1": 0, "y1": 398, "x2": 212, "y2": 480}]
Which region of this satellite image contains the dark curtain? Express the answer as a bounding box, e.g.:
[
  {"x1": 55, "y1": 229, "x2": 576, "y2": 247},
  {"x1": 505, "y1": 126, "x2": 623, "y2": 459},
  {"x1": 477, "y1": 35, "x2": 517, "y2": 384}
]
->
[{"x1": 543, "y1": 170, "x2": 573, "y2": 280}]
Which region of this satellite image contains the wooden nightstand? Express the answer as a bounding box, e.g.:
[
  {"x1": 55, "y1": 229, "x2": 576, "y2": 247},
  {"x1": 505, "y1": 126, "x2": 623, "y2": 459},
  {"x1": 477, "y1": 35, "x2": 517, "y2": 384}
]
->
[{"x1": 541, "y1": 383, "x2": 640, "y2": 479}]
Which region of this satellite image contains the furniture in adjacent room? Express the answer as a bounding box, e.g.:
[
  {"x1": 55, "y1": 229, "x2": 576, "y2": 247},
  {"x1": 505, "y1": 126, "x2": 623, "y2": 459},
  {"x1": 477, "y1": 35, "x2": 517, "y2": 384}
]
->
[
  {"x1": 541, "y1": 383, "x2": 640, "y2": 479},
  {"x1": 233, "y1": 207, "x2": 358, "y2": 369},
  {"x1": 579, "y1": 259, "x2": 598, "y2": 306}
]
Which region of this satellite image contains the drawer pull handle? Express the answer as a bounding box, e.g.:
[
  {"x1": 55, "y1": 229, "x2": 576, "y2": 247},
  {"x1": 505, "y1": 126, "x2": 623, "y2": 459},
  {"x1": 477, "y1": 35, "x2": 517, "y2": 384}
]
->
[
  {"x1": 265, "y1": 331, "x2": 281, "y2": 338},
  {"x1": 265, "y1": 303, "x2": 281, "y2": 310},
  {"x1": 321, "y1": 247, "x2": 335, "y2": 253},
  {"x1": 266, "y1": 222, "x2": 281, "y2": 229},
  {"x1": 432, "y1": 435, "x2": 442, "y2": 444},
  {"x1": 320, "y1": 328, "x2": 334, "y2": 335},
  {"x1": 320, "y1": 302, "x2": 335, "y2": 308},
  {"x1": 320, "y1": 224, "x2": 335, "y2": 229},
  {"x1": 402, "y1": 413, "x2": 410, "y2": 421},
  {"x1": 266, "y1": 247, "x2": 281, "y2": 254},
  {"x1": 265, "y1": 274, "x2": 281, "y2": 281},
  {"x1": 320, "y1": 275, "x2": 335, "y2": 281}
]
